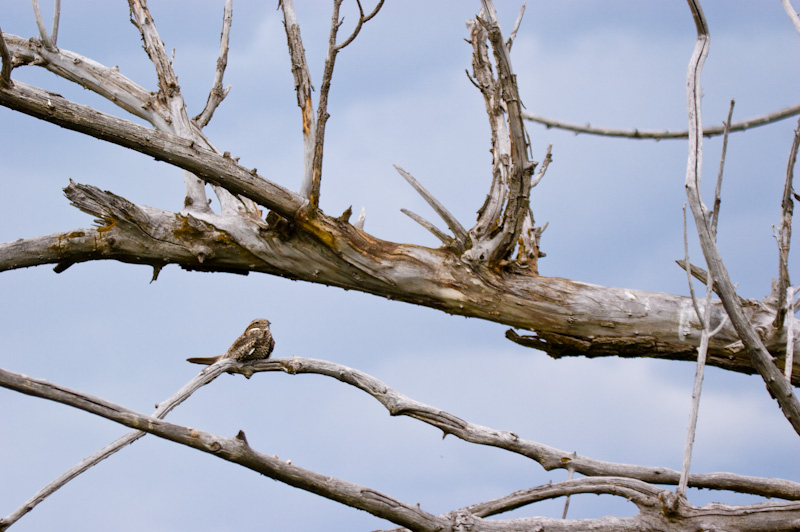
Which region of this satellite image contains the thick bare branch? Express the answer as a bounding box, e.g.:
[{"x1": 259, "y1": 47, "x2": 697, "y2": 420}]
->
[
  {"x1": 468, "y1": 1, "x2": 535, "y2": 266},
  {"x1": 129, "y1": 0, "x2": 212, "y2": 212},
  {"x1": 3, "y1": 33, "x2": 170, "y2": 128},
  {"x1": 0, "y1": 81, "x2": 304, "y2": 217},
  {"x1": 280, "y1": 0, "x2": 317, "y2": 205},
  {"x1": 193, "y1": 0, "x2": 233, "y2": 128},
  {"x1": 683, "y1": 0, "x2": 800, "y2": 436},
  {"x1": 523, "y1": 102, "x2": 800, "y2": 139},
  {"x1": 0, "y1": 365, "x2": 449, "y2": 532},
  {"x1": 0, "y1": 359, "x2": 236, "y2": 530},
  {"x1": 0, "y1": 29, "x2": 12, "y2": 89}
]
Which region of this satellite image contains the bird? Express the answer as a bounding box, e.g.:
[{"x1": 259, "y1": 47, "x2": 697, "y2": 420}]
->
[{"x1": 186, "y1": 319, "x2": 274, "y2": 365}]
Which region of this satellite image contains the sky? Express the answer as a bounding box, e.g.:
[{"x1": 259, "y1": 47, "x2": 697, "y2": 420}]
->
[{"x1": 1, "y1": 1, "x2": 799, "y2": 530}]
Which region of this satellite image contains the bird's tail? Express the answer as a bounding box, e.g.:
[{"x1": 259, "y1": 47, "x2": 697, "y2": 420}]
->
[{"x1": 186, "y1": 356, "x2": 222, "y2": 365}]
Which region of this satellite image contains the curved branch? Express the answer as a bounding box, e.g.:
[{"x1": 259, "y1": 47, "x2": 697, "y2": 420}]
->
[
  {"x1": 0, "y1": 366, "x2": 448, "y2": 532},
  {"x1": 221, "y1": 356, "x2": 800, "y2": 500},
  {"x1": 471, "y1": 1, "x2": 535, "y2": 266},
  {"x1": 0, "y1": 360, "x2": 236, "y2": 530},
  {"x1": 682, "y1": 0, "x2": 800, "y2": 436},
  {"x1": 464, "y1": 477, "x2": 661, "y2": 518},
  {"x1": 0, "y1": 81, "x2": 305, "y2": 217},
  {"x1": 3, "y1": 33, "x2": 170, "y2": 128},
  {"x1": 522, "y1": 103, "x2": 800, "y2": 140},
  {"x1": 193, "y1": 0, "x2": 233, "y2": 128}
]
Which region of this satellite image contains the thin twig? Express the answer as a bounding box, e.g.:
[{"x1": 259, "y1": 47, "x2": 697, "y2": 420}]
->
[
  {"x1": 194, "y1": 0, "x2": 233, "y2": 128},
  {"x1": 394, "y1": 165, "x2": 469, "y2": 250},
  {"x1": 506, "y1": 2, "x2": 526, "y2": 50},
  {"x1": 678, "y1": 276, "x2": 715, "y2": 497},
  {"x1": 307, "y1": 0, "x2": 385, "y2": 208},
  {"x1": 711, "y1": 100, "x2": 734, "y2": 237},
  {"x1": 561, "y1": 467, "x2": 574, "y2": 518},
  {"x1": 530, "y1": 143, "x2": 552, "y2": 188},
  {"x1": 682, "y1": 206, "x2": 705, "y2": 324},
  {"x1": 401, "y1": 208, "x2": 452, "y2": 246},
  {"x1": 31, "y1": 0, "x2": 56, "y2": 50},
  {"x1": 522, "y1": 102, "x2": 800, "y2": 140},
  {"x1": 335, "y1": 0, "x2": 385, "y2": 51},
  {"x1": 51, "y1": 0, "x2": 61, "y2": 46},
  {"x1": 787, "y1": 286, "x2": 797, "y2": 381},
  {"x1": 0, "y1": 28, "x2": 12, "y2": 89},
  {"x1": 683, "y1": 0, "x2": 800, "y2": 436},
  {"x1": 773, "y1": 117, "x2": 800, "y2": 328},
  {"x1": 0, "y1": 359, "x2": 236, "y2": 530}
]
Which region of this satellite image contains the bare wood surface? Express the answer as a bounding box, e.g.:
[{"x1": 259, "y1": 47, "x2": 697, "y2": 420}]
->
[
  {"x1": 682, "y1": 0, "x2": 800, "y2": 435},
  {"x1": 2, "y1": 362, "x2": 800, "y2": 532}
]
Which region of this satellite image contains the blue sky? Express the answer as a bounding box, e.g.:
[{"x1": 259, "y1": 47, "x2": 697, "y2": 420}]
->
[{"x1": 1, "y1": 1, "x2": 799, "y2": 530}]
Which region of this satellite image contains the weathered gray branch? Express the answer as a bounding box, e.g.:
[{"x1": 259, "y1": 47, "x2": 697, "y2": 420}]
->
[
  {"x1": 467, "y1": 1, "x2": 535, "y2": 266},
  {"x1": 2, "y1": 180, "x2": 799, "y2": 385},
  {"x1": 306, "y1": 0, "x2": 385, "y2": 209},
  {"x1": 523, "y1": 102, "x2": 800, "y2": 140},
  {"x1": 193, "y1": 0, "x2": 233, "y2": 129},
  {"x1": 683, "y1": 0, "x2": 800, "y2": 435},
  {"x1": 0, "y1": 366, "x2": 449, "y2": 532},
  {"x1": 773, "y1": 118, "x2": 800, "y2": 328},
  {"x1": 31, "y1": 0, "x2": 57, "y2": 51},
  {"x1": 0, "y1": 29, "x2": 12, "y2": 89},
  {"x1": 0, "y1": 359, "x2": 236, "y2": 530},
  {"x1": 280, "y1": 0, "x2": 317, "y2": 205},
  {"x1": 228, "y1": 356, "x2": 800, "y2": 500},
  {"x1": 3, "y1": 360, "x2": 800, "y2": 532}
]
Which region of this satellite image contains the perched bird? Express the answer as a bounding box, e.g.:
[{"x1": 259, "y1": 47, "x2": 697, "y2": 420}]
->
[{"x1": 186, "y1": 319, "x2": 274, "y2": 365}]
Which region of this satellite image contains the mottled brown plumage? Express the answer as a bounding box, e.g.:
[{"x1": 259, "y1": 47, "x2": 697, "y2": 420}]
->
[{"x1": 186, "y1": 319, "x2": 274, "y2": 365}]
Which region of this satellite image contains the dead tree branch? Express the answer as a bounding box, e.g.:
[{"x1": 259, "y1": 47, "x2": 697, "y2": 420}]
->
[
  {"x1": 0, "y1": 28, "x2": 12, "y2": 89},
  {"x1": 773, "y1": 118, "x2": 800, "y2": 328},
  {"x1": 229, "y1": 356, "x2": 800, "y2": 500},
  {"x1": 31, "y1": 0, "x2": 58, "y2": 51},
  {"x1": 464, "y1": 1, "x2": 536, "y2": 267},
  {"x1": 280, "y1": 0, "x2": 317, "y2": 206},
  {"x1": 683, "y1": 0, "x2": 800, "y2": 436},
  {"x1": 523, "y1": 102, "x2": 800, "y2": 140},
  {"x1": 782, "y1": 0, "x2": 800, "y2": 35},
  {"x1": 0, "y1": 366, "x2": 449, "y2": 532},
  {"x1": 0, "y1": 359, "x2": 236, "y2": 530},
  {"x1": 3, "y1": 360, "x2": 800, "y2": 531},
  {"x1": 193, "y1": 0, "x2": 233, "y2": 128}
]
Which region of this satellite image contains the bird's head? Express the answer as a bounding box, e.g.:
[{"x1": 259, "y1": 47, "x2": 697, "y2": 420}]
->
[{"x1": 245, "y1": 319, "x2": 271, "y2": 332}]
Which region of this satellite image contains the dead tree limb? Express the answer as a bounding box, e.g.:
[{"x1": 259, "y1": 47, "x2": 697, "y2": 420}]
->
[{"x1": 682, "y1": 0, "x2": 800, "y2": 436}]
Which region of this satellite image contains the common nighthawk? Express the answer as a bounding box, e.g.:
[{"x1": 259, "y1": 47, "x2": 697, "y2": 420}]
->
[{"x1": 186, "y1": 319, "x2": 274, "y2": 365}]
